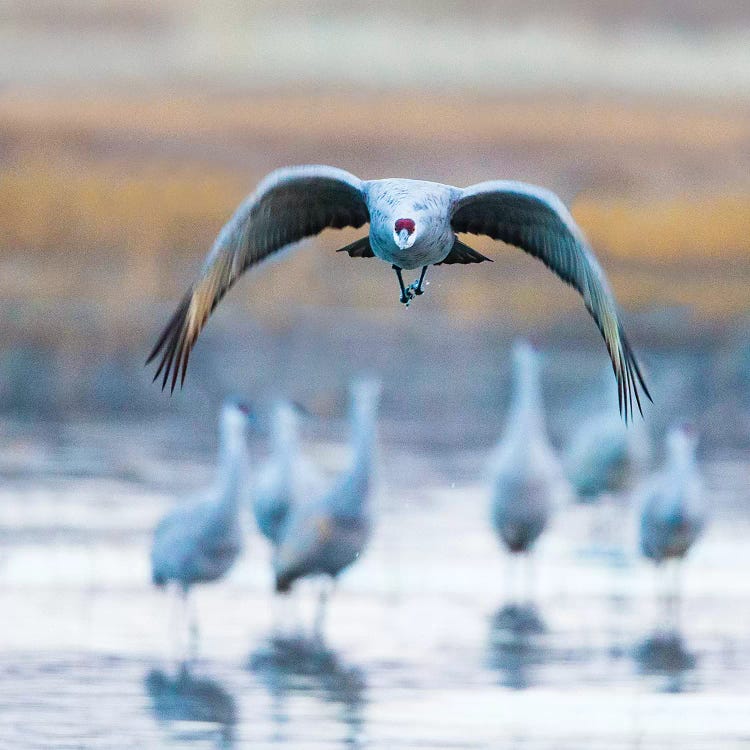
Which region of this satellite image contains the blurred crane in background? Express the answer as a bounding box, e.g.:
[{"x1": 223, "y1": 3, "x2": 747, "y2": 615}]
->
[
  {"x1": 252, "y1": 400, "x2": 325, "y2": 549},
  {"x1": 565, "y1": 370, "x2": 652, "y2": 559},
  {"x1": 639, "y1": 423, "x2": 705, "y2": 628},
  {"x1": 151, "y1": 397, "x2": 254, "y2": 655},
  {"x1": 273, "y1": 378, "x2": 381, "y2": 637},
  {"x1": 489, "y1": 341, "x2": 568, "y2": 613}
]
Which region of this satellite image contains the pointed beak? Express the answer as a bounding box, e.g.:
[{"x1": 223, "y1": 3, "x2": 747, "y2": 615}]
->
[{"x1": 397, "y1": 228, "x2": 410, "y2": 249}]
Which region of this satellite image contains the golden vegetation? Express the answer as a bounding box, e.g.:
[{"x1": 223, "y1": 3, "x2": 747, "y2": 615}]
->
[
  {"x1": 1, "y1": 156, "x2": 749, "y2": 319},
  {"x1": 573, "y1": 195, "x2": 750, "y2": 262},
  {"x1": 1, "y1": 91, "x2": 749, "y2": 320}
]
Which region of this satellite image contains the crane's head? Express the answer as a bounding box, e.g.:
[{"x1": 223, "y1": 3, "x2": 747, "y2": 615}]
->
[
  {"x1": 393, "y1": 218, "x2": 417, "y2": 250},
  {"x1": 667, "y1": 422, "x2": 698, "y2": 458},
  {"x1": 221, "y1": 396, "x2": 257, "y2": 434}
]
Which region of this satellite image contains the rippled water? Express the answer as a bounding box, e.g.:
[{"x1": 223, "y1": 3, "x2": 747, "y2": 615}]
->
[{"x1": 1, "y1": 420, "x2": 749, "y2": 749}]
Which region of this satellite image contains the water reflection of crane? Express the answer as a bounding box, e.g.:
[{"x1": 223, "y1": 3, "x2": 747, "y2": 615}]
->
[
  {"x1": 485, "y1": 597, "x2": 549, "y2": 691},
  {"x1": 144, "y1": 664, "x2": 238, "y2": 748},
  {"x1": 248, "y1": 634, "x2": 366, "y2": 746},
  {"x1": 633, "y1": 630, "x2": 697, "y2": 693}
]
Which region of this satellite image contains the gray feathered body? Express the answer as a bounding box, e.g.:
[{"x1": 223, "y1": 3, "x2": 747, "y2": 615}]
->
[
  {"x1": 365, "y1": 179, "x2": 458, "y2": 268},
  {"x1": 639, "y1": 426, "x2": 704, "y2": 563},
  {"x1": 151, "y1": 498, "x2": 243, "y2": 589},
  {"x1": 565, "y1": 372, "x2": 651, "y2": 501},
  {"x1": 151, "y1": 402, "x2": 250, "y2": 591},
  {"x1": 566, "y1": 415, "x2": 635, "y2": 501}
]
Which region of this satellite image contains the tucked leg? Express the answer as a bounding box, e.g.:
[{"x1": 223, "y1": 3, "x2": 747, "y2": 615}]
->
[
  {"x1": 392, "y1": 265, "x2": 413, "y2": 305},
  {"x1": 413, "y1": 265, "x2": 428, "y2": 295}
]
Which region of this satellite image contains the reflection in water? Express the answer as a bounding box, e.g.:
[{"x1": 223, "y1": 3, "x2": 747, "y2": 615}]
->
[
  {"x1": 486, "y1": 604, "x2": 547, "y2": 690},
  {"x1": 633, "y1": 628, "x2": 697, "y2": 693},
  {"x1": 248, "y1": 634, "x2": 366, "y2": 746},
  {"x1": 144, "y1": 665, "x2": 238, "y2": 747}
]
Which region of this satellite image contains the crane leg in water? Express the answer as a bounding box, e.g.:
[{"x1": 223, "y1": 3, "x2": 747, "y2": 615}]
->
[
  {"x1": 665, "y1": 560, "x2": 683, "y2": 632},
  {"x1": 522, "y1": 551, "x2": 537, "y2": 607},
  {"x1": 179, "y1": 587, "x2": 200, "y2": 661},
  {"x1": 272, "y1": 588, "x2": 303, "y2": 637},
  {"x1": 313, "y1": 578, "x2": 336, "y2": 641}
]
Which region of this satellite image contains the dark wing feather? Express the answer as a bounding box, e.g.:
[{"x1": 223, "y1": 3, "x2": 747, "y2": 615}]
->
[
  {"x1": 451, "y1": 180, "x2": 650, "y2": 421},
  {"x1": 147, "y1": 166, "x2": 369, "y2": 391},
  {"x1": 435, "y1": 238, "x2": 493, "y2": 265},
  {"x1": 336, "y1": 235, "x2": 374, "y2": 258}
]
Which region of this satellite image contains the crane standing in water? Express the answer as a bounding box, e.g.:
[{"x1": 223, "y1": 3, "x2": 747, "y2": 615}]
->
[
  {"x1": 151, "y1": 397, "x2": 254, "y2": 654},
  {"x1": 639, "y1": 424, "x2": 705, "y2": 627},
  {"x1": 489, "y1": 341, "x2": 568, "y2": 607},
  {"x1": 273, "y1": 378, "x2": 381, "y2": 637}
]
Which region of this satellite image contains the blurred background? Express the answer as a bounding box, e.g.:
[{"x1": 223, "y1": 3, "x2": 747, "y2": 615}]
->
[{"x1": 1, "y1": 2, "x2": 749, "y2": 748}]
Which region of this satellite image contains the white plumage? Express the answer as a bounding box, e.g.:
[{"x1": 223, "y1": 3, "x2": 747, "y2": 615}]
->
[
  {"x1": 273, "y1": 378, "x2": 381, "y2": 596},
  {"x1": 489, "y1": 341, "x2": 566, "y2": 556},
  {"x1": 148, "y1": 165, "x2": 649, "y2": 421},
  {"x1": 639, "y1": 425, "x2": 705, "y2": 564},
  {"x1": 151, "y1": 398, "x2": 252, "y2": 593}
]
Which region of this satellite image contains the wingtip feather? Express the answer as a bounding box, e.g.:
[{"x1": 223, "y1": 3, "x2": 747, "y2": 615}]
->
[
  {"x1": 147, "y1": 292, "x2": 193, "y2": 394},
  {"x1": 614, "y1": 328, "x2": 650, "y2": 424}
]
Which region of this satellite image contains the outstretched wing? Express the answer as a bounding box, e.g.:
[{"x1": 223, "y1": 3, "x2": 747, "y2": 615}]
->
[
  {"x1": 148, "y1": 165, "x2": 369, "y2": 390},
  {"x1": 451, "y1": 180, "x2": 650, "y2": 421}
]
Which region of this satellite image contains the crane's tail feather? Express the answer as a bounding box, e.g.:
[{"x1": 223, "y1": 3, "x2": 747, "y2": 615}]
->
[
  {"x1": 336, "y1": 236, "x2": 374, "y2": 258},
  {"x1": 435, "y1": 238, "x2": 493, "y2": 265}
]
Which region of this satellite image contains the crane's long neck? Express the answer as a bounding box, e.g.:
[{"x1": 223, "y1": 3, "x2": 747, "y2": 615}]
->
[
  {"x1": 507, "y1": 349, "x2": 545, "y2": 442},
  {"x1": 667, "y1": 431, "x2": 696, "y2": 484},
  {"x1": 331, "y1": 388, "x2": 378, "y2": 517},
  {"x1": 216, "y1": 419, "x2": 250, "y2": 516},
  {"x1": 271, "y1": 407, "x2": 299, "y2": 472}
]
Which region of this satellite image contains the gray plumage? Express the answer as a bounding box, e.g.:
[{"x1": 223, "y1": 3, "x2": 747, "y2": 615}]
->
[
  {"x1": 565, "y1": 413, "x2": 650, "y2": 503},
  {"x1": 147, "y1": 165, "x2": 649, "y2": 419},
  {"x1": 565, "y1": 369, "x2": 651, "y2": 501},
  {"x1": 639, "y1": 425, "x2": 705, "y2": 563},
  {"x1": 151, "y1": 398, "x2": 252, "y2": 591},
  {"x1": 273, "y1": 378, "x2": 380, "y2": 593},
  {"x1": 489, "y1": 341, "x2": 566, "y2": 554}
]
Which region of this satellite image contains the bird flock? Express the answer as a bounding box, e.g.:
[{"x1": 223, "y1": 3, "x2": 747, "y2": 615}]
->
[{"x1": 151, "y1": 350, "x2": 705, "y2": 658}]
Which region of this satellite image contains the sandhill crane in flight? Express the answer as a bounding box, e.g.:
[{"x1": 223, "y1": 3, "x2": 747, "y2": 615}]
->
[{"x1": 147, "y1": 165, "x2": 650, "y2": 420}]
